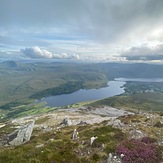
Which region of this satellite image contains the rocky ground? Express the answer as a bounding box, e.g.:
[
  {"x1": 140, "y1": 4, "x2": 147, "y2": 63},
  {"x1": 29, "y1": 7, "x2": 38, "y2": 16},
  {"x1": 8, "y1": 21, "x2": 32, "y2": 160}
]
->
[
  {"x1": 0, "y1": 106, "x2": 162, "y2": 144},
  {"x1": 0, "y1": 106, "x2": 162, "y2": 162},
  {"x1": 2, "y1": 106, "x2": 133, "y2": 130}
]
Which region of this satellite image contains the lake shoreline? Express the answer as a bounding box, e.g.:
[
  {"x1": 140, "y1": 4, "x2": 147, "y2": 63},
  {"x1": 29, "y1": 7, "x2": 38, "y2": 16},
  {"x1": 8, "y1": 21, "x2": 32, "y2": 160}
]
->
[
  {"x1": 37, "y1": 80, "x2": 126, "y2": 107},
  {"x1": 37, "y1": 77, "x2": 163, "y2": 107}
]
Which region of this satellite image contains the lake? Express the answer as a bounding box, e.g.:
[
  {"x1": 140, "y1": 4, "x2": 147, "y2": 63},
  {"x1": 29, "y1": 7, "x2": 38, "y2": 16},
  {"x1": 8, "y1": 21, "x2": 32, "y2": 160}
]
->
[
  {"x1": 38, "y1": 78, "x2": 163, "y2": 107},
  {"x1": 37, "y1": 81, "x2": 126, "y2": 107}
]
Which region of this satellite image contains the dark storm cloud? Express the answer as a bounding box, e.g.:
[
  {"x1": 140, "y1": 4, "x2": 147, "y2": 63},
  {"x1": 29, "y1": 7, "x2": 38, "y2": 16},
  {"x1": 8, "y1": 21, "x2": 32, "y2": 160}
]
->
[
  {"x1": 1, "y1": 0, "x2": 163, "y2": 42},
  {"x1": 0, "y1": 0, "x2": 87, "y2": 28},
  {"x1": 1, "y1": 0, "x2": 163, "y2": 61}
]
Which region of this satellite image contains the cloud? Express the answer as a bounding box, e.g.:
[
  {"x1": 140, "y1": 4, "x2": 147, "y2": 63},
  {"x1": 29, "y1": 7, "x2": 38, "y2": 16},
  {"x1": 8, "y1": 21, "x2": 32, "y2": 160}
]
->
[
  {"x1": 0, "y1": 51, "x2": 8, "y2": 58},
  {"x1": 1, "y1": 0, "x2": 163, "y2": 43},
  {"x1": 20, "y1": 46, "x2": 80, "y2": 59},
  {"x1": 0, "y1": 50, "x2": 21, "y2": 58},
  {"x1": 20, "y1": 46, "x2": 53, "y2": 58},
  {"x1": 1, "y1": 0, "x2": 163, "y2": 60},
  {"x1": 122, "y1": 43, "x2": 163, "y2": 61}
]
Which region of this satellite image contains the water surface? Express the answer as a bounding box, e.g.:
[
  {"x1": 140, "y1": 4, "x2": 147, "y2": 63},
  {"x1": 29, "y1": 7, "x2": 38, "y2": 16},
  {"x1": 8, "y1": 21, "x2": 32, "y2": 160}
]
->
[{"x1": 38, "y1": 81, "x2": 126, "y2": 107}]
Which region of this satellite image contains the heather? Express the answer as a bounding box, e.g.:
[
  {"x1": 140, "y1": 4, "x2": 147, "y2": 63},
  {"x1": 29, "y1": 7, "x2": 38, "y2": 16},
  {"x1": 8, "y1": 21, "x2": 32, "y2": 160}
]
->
[
  {"x1": 0, "y1": 108, "x2": 162, "y2": 162},
  {"x1": 116, "y1": 137, "x2": 162, "y2": 163}
]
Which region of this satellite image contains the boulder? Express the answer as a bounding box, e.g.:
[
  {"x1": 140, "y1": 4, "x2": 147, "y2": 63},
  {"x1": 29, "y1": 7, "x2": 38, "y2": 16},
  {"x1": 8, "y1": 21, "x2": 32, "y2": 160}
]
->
[
  {"x1": 77, "y1": 121, "x2": 87, "y2": 126},
  {"x1": 129, "y1": 129, "x2": 145, "y2": 139},
  {"x1": 72, "y1": 129, "x2": 79, "y2": 140},
  {"x1": 60, "y1": 118, "x2": 72, "y2": 126},
  {"x1": 106, "y1": 153, "x2": 123, "y2": 163},
  {"x1": 8, "y1": 121, "x2": 35, "y2": 146},
  {"x1": 107, "y1": 119, "x2": 124, "y2": 128},
  {"x1": 35, "y1": 144, "x2": 44, "y2": 148},
  {"x1": 154, "y1": 121, "x2": 163, "y2": 128},
  {"x1": 90, "y1": 136, "x2": 98, "y2": 145}
]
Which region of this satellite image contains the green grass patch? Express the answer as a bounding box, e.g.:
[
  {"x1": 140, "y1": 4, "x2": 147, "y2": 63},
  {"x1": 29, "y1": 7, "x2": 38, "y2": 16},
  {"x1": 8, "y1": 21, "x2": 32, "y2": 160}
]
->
[
  {"x1": 89, "y1": 92, "x2": 163, "y2": 112},
  {"x1": 35, "y1": 116, "x2": 50, "y2": 125},
  {"x1": 0, "y1": 122, "x2": 126, "y2": 163}
]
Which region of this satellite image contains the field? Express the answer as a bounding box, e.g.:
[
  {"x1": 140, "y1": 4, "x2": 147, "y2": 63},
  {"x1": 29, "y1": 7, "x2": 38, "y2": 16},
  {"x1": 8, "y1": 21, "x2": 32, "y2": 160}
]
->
[
  {"x1": 2, "y1": 61, "x2": 163, "y2": 106},
  {"x1": 88, "y1": 79, "x2": 163, "y2": 112},
  {"x1": 1, "y1": 61, "x2": 163, "y2": 120},
  {"x1": 0, "y1": 61, "x2": 109, "y2": 106}
]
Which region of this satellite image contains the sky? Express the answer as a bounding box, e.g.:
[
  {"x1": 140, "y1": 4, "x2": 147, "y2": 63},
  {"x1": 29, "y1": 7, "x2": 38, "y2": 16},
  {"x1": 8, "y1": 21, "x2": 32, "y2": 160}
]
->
[{"x1": 1, "y1": 0, "x2": 163, "y2": 62}]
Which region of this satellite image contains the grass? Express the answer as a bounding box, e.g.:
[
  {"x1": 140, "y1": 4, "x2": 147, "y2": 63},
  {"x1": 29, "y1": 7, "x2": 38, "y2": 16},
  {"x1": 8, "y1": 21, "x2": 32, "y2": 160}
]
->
[
  {"x1": 1, "y1": 61, "x2": 163, "y2": 122},
  {"x1": 35, "y1": 116, "x2": 50, "y2": 125},
  {"x1": 89, "y1": 92, "x2": 163, "y2": 112},
  {"x1": 0, "y1": 62, "x2": 108, "y2": 106},
  {"x1": 0, "y1": 113, "x2": 162, "y2": 162},
  {"x1": 0, "y1": 123, "x2": 17, "y2": 138},
  {"x1": 0, "y1": 122, "x2": 126, "y2": 163},
  {"x1": 0, "y1": 102, "x2": 55, "y2": 123}
]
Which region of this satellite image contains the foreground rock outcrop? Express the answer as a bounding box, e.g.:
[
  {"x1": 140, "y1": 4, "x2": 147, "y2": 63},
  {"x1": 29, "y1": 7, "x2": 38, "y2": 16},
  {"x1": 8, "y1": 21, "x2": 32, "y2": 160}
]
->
[
  {"x1": 0, "y1": 106, "x2": 162, "y2": 162},
  {"x1": 0, "y1": 121, "x2": 34, "y2": 146}
]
